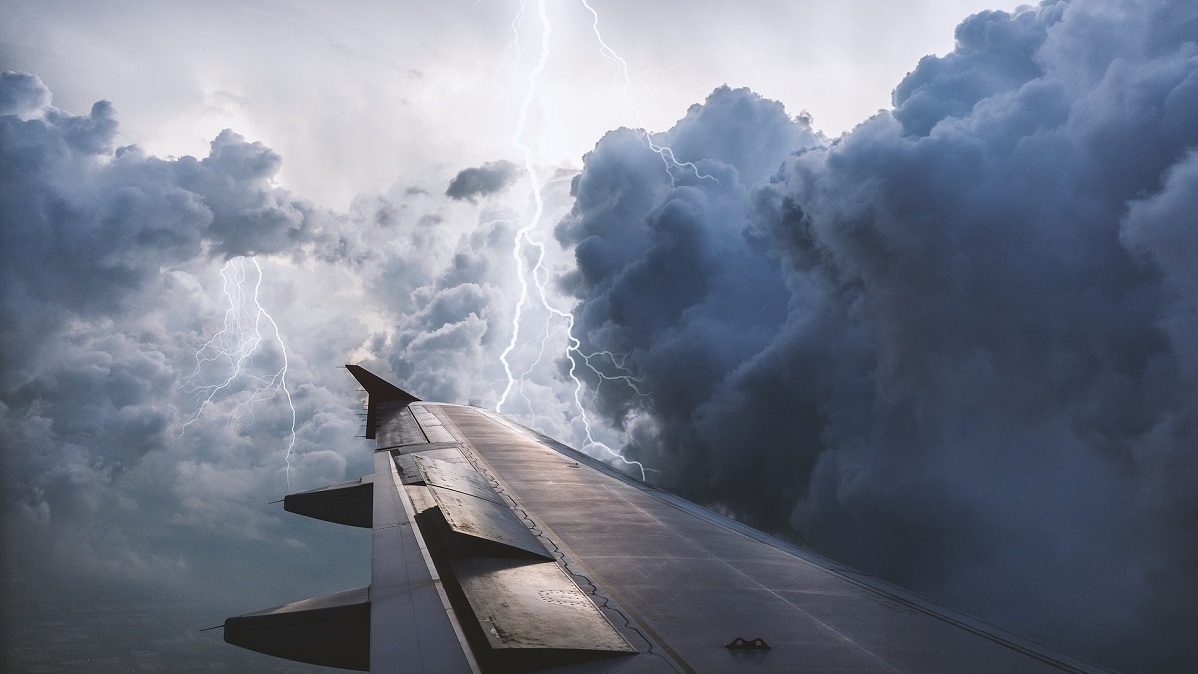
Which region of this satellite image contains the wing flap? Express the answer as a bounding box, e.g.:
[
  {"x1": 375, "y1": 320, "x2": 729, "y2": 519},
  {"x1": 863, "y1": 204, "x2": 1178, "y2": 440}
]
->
[
  {"x1": 395, "y1": 447, "x2": 470, "y2": 484},
  {"x1": 454, "y1": 557, "x2": 634, "y2": 654},
  {"x1": 417, "y1": 455, "x2": 504, "y2": 504},
  {"x1": 425, "y1": 485, "x2": 554, "y2": 561},
  {"x1": 375, "y1": 402, "x2": 428, "y2": 448},
  {"x1": 411, "y1": 403, "x2": 457, "y2": 443}
]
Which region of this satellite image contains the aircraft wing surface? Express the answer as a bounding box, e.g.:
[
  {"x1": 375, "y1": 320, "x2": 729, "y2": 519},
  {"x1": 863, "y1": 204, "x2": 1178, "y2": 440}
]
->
[{"x1": 223, "y1": 365, "x2": 1113, "y2": 673}]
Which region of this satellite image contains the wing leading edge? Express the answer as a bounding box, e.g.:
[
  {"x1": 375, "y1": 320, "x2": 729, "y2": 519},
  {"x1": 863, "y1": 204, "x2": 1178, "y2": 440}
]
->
[{"x1": 223, "y1": 365, "x2": 1116, "y2": 674}]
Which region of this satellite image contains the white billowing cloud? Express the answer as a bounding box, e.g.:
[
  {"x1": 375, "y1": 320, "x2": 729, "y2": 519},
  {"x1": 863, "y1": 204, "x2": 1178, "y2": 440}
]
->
[
  {"x1": 1, "y1": 0, "x2": 1028, "y2": 209},
  {"x1": 0, "y1": 70, "x2": 590, "y2": 670}
]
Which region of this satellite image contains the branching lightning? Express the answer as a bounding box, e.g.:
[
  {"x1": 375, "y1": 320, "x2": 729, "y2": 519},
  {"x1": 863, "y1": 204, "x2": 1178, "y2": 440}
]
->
[
  {"x1": 178, "y1": 257, "x2": 297, "y2": 489},
  {"x1": 580, "y1": 0, "x2": 719, "y2": 186},
  {"x1": 578, "y1": 350, "x2": 652, "y2": 401},
  {"x1": 495, "y1": 0, "x2": 650, "y2": 480},
  {"x1": 496, "y1": 0, "x2": 551, "y2": 417}
]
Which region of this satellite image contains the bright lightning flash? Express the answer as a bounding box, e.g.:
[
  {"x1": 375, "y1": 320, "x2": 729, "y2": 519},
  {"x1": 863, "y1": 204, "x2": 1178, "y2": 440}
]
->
[
  {"x1": 580, "y1": 0, "x2": 719, "y2": 186},
  {"x1": 178, "y1": 257, "x2": 298, "y2": 489},
  {"x1": 495, "y1": 0, "x2": 651, "y2": 480}
]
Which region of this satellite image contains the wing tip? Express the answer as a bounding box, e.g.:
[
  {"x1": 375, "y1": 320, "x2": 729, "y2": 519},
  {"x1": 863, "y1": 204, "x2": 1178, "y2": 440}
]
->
[{"x1": 344, "y1": 364, "x2": 421, "y2": 402}]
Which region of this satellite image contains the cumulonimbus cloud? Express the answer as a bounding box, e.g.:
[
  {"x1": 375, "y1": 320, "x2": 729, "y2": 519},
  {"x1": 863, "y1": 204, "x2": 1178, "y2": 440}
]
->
[
  {"x1": 557, "y1": 2, "x2": 1198, "y2": 671},
  {"x1": 5, "y1": 1, "x2": 1197, "y2": 669}
]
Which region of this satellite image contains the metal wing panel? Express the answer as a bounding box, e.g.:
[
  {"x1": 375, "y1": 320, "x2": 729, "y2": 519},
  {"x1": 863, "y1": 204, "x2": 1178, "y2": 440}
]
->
[
  {"x1": 427, "y1": 403, "x2": 1110, "y2": 674},
  {"x1": 368, "y1": 449, "x2": 476, "y2": 674},
  {"x1": 411, "y1": 403, "x2": 457, "y2": 443},
  {"x1": 395, "y1": 448, "x2": 470, "y2": 485},
  {"x1": 426, "y1": 485, "x2": 554, "y2": 561},
  {"x1": 453, "y1": 558, "x2": 635, "y2": 653},
  {"x1": 228, "y1": 366, "x2": 1111, "y2": 674},
  {"x1": 417, "y1": 456, "x2": 504, "y2": 504},
  {"x1": 375, "y1": 402, "x2": 429, "y2": 449}
]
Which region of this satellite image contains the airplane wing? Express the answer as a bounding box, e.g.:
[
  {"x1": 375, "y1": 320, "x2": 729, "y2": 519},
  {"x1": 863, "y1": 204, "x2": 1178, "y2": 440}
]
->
[{"x1": 222, "y1": 365, "x2": 1114, "y2": 673}]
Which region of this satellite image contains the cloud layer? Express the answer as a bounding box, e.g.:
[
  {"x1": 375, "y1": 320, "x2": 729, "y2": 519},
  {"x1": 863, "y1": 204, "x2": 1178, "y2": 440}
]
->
[
  {"x1": 0, "y1": 71, "x2": 564, "y2": 671},
  {"x1": 558, "y1": 1, "x2": 1198, "y2": 670},
  {"x1": 4, "y1": 0, "x2": 1197, "y2": 670}
]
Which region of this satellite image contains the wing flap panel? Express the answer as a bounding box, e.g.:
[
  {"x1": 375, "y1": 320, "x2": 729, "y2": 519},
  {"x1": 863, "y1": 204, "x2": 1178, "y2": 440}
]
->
[
  {"x1": 395, "y1": 447, "x2": 469, "y2": 484},
  {"x1": 427, "y1": 486, "x2": 553, "y2": 561},
  {"x1": 455, "y1": 558, "x2": 634, "y2": 654},
  {"x1": 417, "y1": 456, "x2": 503, "y2": 504},
  {"x1": 411, "y1": 403, "x2": 457, "y2": 443},
  {"x1": 375, "y1": 403, "x2": 428, "y2": 448}
]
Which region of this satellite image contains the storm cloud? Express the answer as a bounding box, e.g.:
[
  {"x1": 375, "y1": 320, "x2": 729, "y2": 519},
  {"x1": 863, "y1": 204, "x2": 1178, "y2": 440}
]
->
[
  {"x1": 6, "y1": 0, "x2": 1198, "y2": 670},
  {"x1": 0, "y1": 72, "x2": 364, "y2": 665},
  {"x1": 558, "y1": 1, "x2": 1198, "y2": 671},
  {"x1": 445, "y1": 159, "x2": 521, "y2": 201},
  {"x1": 0, "y1": 72, "x2": 325, "y2": 384},
  {"x1": 0, "y1": 72, "x2": 536, "y2": 671}
]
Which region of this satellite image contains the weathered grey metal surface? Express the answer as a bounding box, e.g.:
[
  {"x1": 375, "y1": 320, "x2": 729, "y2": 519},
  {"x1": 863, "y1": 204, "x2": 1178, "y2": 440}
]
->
[
  {"x1": 395, "y1": 447, "x2": 469, "y2": 484},
  {"x1": 234, "y1": 365, "x2": 1112, "y2": 674},
  {"x1": 411, "y1": 403, "x2": 457, "y2": 443},
  {"x1": 406, "y1": 484, "x2": 439, "y2": 516},
  {"x1": 417, "y1": 456, "x2": 503, "y2": 504},
  {"x1": 369, "y1": 450, "x2": 475, "y2": 674},
  {"x1": 428, "y1": 403, "x2": 1110, "y2": 674},
  {"x1": 453, "y1": 558, "x2": 635, "y2": 653},
  {"x1": 376, "y1": 403, "x2": 428, "y2": 449},
  {"x1": 427, "y1": 484, "x2": 554, "y2": 561}
]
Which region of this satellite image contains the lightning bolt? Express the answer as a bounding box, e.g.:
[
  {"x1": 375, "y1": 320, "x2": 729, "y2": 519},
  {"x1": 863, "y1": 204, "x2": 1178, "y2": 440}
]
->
[
  {"x1": 178, "y1": 257, "x2": 298, "y2": 489},
  {"x1": 578, "y1": 350, "x2": 652, "y2": 401},
  {"x1": 495, "y1": 0, "x2": 649, "y2": 480},
  {"x1": 580, "y1": 0, "x2": 719, "y2": 186},
  {"x1": 495, "y1": 0, "x2": 550, "y2": 416}
]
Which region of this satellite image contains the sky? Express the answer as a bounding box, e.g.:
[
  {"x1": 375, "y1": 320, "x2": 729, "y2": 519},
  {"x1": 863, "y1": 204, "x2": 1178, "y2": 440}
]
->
[{"x1": 3, "y1": 0, "x2": 1197, "y2": 672}]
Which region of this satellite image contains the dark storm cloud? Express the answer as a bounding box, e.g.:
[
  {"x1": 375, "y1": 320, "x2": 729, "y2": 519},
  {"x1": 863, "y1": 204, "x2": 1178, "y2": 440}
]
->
[
  {"x1": 0, "y1": 70, "x2": 50, "y2": 117},
  {"x1": 0, "y1": 72, "x2": 337, "y2": 546},
  {"x1": 1, "y1": 68, "x2": 551, "y2": 673},
  {"x1": 0, "y1": 73, "x2": 415, "y2": 671},
  {"x1": 0, "y1": 74, "x2": 322, "y2": 384},
  {"x1": 559, "y1": 2, "x2": 1198, "y2": 671},
  {"x1": 445, "y1": 159, "x2": 520, "y2": 201},
  {"x1": 556, "y1": 84, "x2": 823, "y2": 527}
]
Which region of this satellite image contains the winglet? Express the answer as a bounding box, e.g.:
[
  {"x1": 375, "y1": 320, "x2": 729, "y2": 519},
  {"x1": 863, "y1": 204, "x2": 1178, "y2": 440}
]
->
[
  {"x1": 345, "y1": 364, "x2": 420, "y2": 440},
  {"x1": 345, "y1": 364, "x2": 420, "y2": 402}
]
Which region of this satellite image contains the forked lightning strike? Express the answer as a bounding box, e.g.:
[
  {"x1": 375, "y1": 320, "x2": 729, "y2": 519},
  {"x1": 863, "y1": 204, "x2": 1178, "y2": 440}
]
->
[
  {"x1": 496, "y1": 0, "x2": 649, "y2": 480},
  {"x1": 580, "y1": 0, "x2": 719, "y2": 186},
  {"x1": 178, "y1": 257, "x2": 298, "y2": 488}
]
